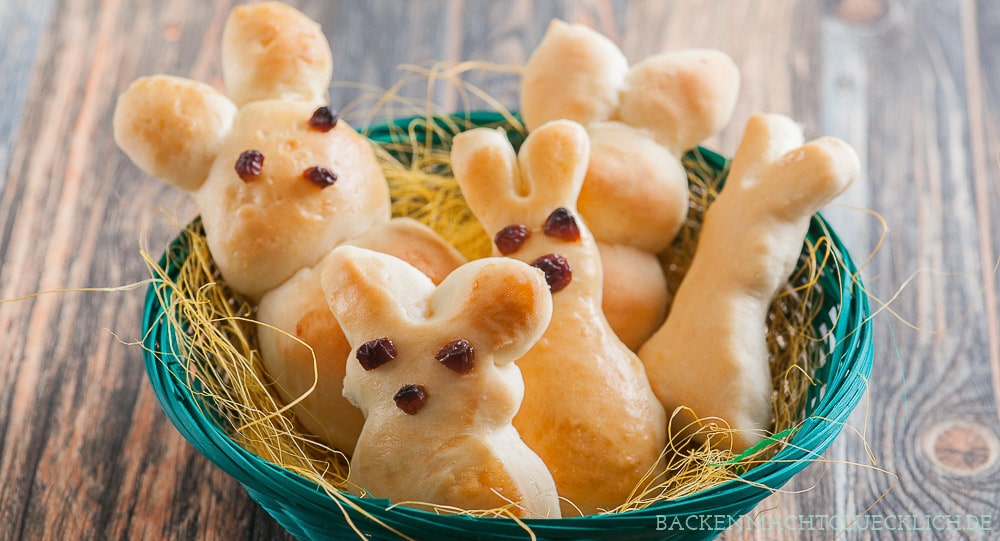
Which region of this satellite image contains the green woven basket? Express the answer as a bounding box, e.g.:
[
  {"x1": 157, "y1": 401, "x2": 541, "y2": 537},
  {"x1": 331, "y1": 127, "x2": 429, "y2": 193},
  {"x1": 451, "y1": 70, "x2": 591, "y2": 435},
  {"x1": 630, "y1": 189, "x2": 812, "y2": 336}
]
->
[{"x1": 142, "y1": 112, "x2": 873, "y2": 540}]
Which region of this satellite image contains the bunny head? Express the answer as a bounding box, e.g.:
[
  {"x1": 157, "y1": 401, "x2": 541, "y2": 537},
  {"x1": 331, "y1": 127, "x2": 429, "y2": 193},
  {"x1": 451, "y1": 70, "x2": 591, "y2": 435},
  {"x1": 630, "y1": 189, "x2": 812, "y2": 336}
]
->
[
  {"x1": 113, "y1": 2, "x2": 389, "y2": 300},
  {"x1": 450, "y1": 120, "x2": 604, "y2": 301},
  {"x1": 323, "y1": 246, "x2": 553, "y2": 422},
  {"x1": 321, "y1": 245, "x2": 559, "y2": 517}
]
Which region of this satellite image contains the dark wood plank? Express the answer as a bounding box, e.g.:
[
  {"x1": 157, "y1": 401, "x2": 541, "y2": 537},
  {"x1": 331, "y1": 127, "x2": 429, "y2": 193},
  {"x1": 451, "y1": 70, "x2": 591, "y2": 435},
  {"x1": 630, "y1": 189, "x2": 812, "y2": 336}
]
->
[
  {"x1": 778, "y1": 1, "x2": 1000, "y2": 540},
  {"x1": 0, "y1": 0, "x2": 287, "y2": 539}
]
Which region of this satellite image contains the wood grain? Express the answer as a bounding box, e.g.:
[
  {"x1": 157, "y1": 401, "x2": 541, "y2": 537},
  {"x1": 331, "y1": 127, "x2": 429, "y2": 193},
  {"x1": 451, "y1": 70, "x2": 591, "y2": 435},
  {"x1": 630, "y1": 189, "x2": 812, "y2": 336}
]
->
[{"x1": 1, "y1": 1, "x2": 998, "y2": 539}]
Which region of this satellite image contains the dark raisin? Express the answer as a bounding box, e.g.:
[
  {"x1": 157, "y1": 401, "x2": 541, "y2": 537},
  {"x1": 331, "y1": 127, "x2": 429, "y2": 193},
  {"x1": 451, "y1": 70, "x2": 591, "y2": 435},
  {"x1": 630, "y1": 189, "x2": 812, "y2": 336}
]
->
[
  {"x1": 308, "y1": 106, "x2": 339, "y2": 132},
  {"x1": 531, "y1": 253, "x2": 572, "y2": 292},
  {"x1": 494, "y1": 224, "x2": 531, "y2": 255},
  {"x1": 235, "y1": 150, "x2": 264, "y2": 181},
  {"x1": 436, "y1": 339, "x2": 475, "y2": 374},
  {"x1": 303, "y1": 166, "x2": 338, "y2": 188},
  {"x1": 543, "y1": 208, "x2": 581, "y2": 242},
  {"x1": 394, "y1": 384, "x2": 427, "y2": 414},
  {"x1": 356, "y1": 337, "x2": 396, "y2": 370}
]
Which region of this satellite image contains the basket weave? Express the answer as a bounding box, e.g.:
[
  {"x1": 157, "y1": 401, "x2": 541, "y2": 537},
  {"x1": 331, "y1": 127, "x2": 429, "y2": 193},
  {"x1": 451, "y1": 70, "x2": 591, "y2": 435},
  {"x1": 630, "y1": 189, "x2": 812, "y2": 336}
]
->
[{"x1": 142, "y1": 113, "x2": 873, "y2": 540}]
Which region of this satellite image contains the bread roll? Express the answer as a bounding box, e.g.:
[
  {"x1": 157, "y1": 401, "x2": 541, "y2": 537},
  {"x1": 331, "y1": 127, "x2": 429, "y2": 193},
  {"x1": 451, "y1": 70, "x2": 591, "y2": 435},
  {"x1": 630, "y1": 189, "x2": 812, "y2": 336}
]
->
[
  {"x1": 323, "y1": 246, "x2": 560, "y2": 518},
  {"x1": 520, "y1": 20, "x2": 740, "y2": 349},
  {"x1": 451, "y1": 120, "x2": 667, "y2": 516},
  {"x1": 638, "y1": 114, "x2": 860, "y2": 453}
]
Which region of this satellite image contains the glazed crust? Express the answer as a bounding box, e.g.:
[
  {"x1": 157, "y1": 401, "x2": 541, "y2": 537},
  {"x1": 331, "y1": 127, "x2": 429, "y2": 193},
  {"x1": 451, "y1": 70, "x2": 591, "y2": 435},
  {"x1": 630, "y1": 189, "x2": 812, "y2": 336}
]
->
[
  {"x1": 256, "y1": 254, "x2": 365, "y2": 454},
  {"x1": 194, "y1": 100, "x2": 390, "y2": 300},
  {"x1": 520, "y1": 20, "x2": 627, "y2": 132},
  {"x1": 115, "y1": 2, "x2": 469, "y2": 464},
  {"x1": 618, "y1": 49, "x2": 741, "y2": 155},
  {"x1": 112, "y1": 76, "x2": 237, "y2": 192},
  {"x1": 519, "y1": 21, "x2": 740, "y2": 351}
]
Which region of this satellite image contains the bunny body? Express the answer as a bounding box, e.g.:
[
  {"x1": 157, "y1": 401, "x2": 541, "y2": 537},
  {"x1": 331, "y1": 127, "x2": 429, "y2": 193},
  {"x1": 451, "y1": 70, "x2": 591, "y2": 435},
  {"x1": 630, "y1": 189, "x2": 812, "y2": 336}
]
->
[
  {"x1": 638, "y1": 114, "x2": 860, "y2": 453},
  {"x1": 451, "y1": 120, "x2": 667, "y2": 515}
]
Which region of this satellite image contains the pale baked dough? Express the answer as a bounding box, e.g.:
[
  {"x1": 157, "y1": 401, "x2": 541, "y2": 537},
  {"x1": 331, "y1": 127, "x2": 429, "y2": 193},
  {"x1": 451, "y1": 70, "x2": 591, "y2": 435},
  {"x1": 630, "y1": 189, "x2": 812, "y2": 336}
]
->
[
  {"x1": 323, "y1": 246, "x2": 560, "y2": 518},
  {"x1": 638, "y1": 114, "x2": 860, "y2": 453},
  {"x1": 521, "y1": 20, "x2": 740, "y2": 349},
  {"x1": 451, "y1": 120, "x2": 667, "y2": 516}
]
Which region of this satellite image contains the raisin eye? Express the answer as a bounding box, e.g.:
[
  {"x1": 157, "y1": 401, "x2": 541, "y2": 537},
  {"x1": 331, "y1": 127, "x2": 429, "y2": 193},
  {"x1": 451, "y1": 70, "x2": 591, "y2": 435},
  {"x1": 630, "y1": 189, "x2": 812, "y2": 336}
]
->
[
  {"x1": 531, "y1": 253, "x2": 572, "y2": 292},
  {"x1": 436, "y1": 339, "x2": 475, "y2": 374},
  {"x1": 308, "y1": 106, "x2": 339, "y2": 132},
  {"x1": 394, "y1": 384, "x2": 427, "y2": 414},
  {"x1": 235, "y1": 150, "x2": 264, "y2": 181},
  {"x1": 494, "y1": 224, "x2": 531, "y2": 255},
  {"x1": 356, "y1": 337, "x2": 396, "y2": 370},
  {"x1": 543, "y1": 208, "x2": 581, "y2": 242},
  {"x1": 303, "y1": 166, "x2": 338, "y2": 188}
]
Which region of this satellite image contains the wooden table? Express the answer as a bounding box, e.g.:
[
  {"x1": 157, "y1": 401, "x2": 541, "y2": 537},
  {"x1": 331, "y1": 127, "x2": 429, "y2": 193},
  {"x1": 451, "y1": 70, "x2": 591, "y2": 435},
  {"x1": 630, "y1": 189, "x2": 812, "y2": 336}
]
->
[{"x1": 1, "y1": 0, "x2": 998, "y2": 539}]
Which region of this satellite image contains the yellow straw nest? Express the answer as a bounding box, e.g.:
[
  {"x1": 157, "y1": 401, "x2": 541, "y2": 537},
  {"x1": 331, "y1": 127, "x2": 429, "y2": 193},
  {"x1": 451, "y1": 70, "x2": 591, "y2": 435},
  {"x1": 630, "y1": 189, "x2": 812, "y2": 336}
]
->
[{"x1": 142, "y1": 108, "x2": 833, "y2": 517}]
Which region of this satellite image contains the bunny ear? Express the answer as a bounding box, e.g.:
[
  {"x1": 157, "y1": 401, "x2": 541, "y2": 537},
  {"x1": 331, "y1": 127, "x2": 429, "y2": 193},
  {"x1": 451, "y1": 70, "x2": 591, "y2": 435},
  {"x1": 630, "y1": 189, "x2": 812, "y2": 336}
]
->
[
  {"x1": 452, "y1": 121, "x2": 590, "y2": 231},
  {"x1": 113, "y1": 75, "x2": 236, "y2": 192},
  {"x1": 618, "y1": 49, "x2": 740, "y2": 155},
  {"x1": 429, "y1": 258, "x2": 552, "y2": 366},
  {"x1": 759, "y1": 136, "x2": 860, "y2": 222},
  {"x1": 520, "y1": 19, "x2": 628, "y2": 131},
  {"x1": 451, "y1": 127, "x2": 524, "y2": 227},
  {"x1": 321, "y1": 246, "x2": 435, "y2": 345},
  {"x1": 727, "y1": 113, "x2": 805, "y2": 189},
  {"x1": 221, "y1": 2, "x2": 333, "y2": 107},
  {"x1": 517, "y1": 119, "x2": 590, "y2": 214}
]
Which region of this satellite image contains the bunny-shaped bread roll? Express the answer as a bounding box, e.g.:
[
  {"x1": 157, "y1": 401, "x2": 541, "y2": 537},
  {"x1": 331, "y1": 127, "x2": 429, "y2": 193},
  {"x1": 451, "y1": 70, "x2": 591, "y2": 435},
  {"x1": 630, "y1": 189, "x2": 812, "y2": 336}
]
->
[
  {"x1": 113, "y1": 2, "x2": 463, "y2": 454},
  {"x1": 638, "y1": 114, "x2": 860, "y2": 453},
  {"x1": 451, "y1": 120, "x2": 667, "y2": 515},
  {"x1": 322, "y1": 245, "x2": 560, "y2": 518},
  {"x1": 521, "y1": 20, "x2": 740, "y2": 349}
]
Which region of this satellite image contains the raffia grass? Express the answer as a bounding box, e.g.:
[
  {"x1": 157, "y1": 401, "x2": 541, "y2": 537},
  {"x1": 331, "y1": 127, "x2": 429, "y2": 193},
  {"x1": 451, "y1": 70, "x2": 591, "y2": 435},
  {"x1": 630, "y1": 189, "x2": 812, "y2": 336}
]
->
[{"x1": 141, "y1": 111, "x2": 837, "y2": 518}]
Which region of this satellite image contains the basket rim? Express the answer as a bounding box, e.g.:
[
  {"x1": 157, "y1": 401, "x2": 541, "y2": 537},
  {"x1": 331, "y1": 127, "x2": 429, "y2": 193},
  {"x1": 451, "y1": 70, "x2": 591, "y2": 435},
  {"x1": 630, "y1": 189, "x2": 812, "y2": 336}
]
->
[{"x1": 140, "y1": 112, "x2": 874, "y2": 537}]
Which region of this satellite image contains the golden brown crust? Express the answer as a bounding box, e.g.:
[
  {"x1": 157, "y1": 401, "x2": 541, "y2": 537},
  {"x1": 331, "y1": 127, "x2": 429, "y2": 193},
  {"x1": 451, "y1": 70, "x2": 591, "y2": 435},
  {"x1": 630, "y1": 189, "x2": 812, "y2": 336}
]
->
[
  {"x1": 580, "y1": 121, "x2": 689, "y2": 252},
  {"x1": 194, "y1": 100, "x2": 390, "y2": 300},
  {"x1": 257, "y1": 222, "x2": 465, "y2": 455},
  {"x1": 257, "y1": 256, "x2": 365, "y2": 454},
  {"x1": 222, "y1": 2, "x2": 333, "y2": 106},
  {"x1": 345, "y1": 218, "x2": 465, "y2": 285},
  {"x1": 596, "y1": 242, "x2": 669, "y2": 350},
  {"x1": 618, "y1": 49, "x2": 741, "y2": 155},
  {"x1": 116, "y1": 3, "x2": 473, "y2": 465},
  {"x1": 519, "y1": 22, "x2": 740, "y2": 350},
  {"x1": 112, "y1": 76, "x2": 237, "y2": 192}
]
